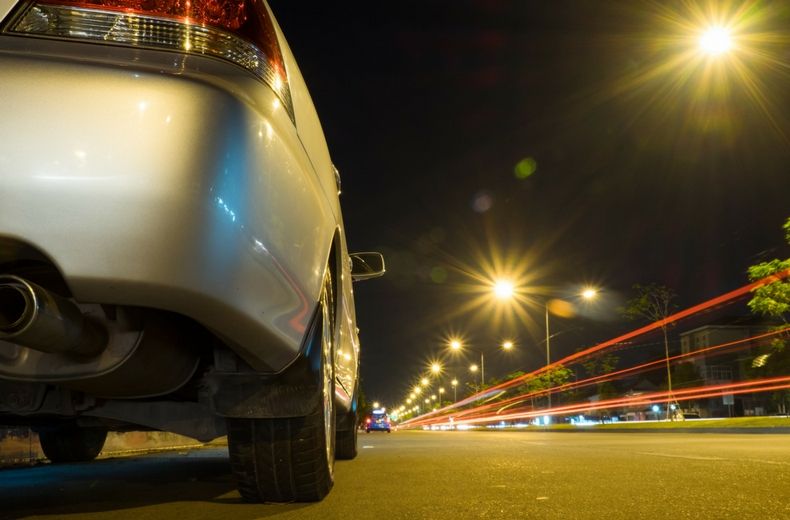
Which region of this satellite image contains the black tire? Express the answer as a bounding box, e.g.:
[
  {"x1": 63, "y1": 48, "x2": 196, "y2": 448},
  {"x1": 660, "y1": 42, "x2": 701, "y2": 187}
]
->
[
  {"x1": 335, "y1": 409, "x2": 358, "y2": 460},
  {"x1": 227, "y1": 273, "x2": 336, "y2": 503},
  {"x1": 38, "y1": 424, "x2": 107, "y2": 463}
]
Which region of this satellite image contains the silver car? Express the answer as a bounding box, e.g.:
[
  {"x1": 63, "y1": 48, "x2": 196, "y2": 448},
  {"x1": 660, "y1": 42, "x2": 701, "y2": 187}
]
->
[{"x1": 0, "y1": 0, "x2": 383, "y2": 502}]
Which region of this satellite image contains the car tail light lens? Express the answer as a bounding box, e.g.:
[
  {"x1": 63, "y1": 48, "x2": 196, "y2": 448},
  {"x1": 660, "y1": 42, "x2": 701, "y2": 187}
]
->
[{"x1": 2, "y1": 0, "x2": 292, "y2": 119}]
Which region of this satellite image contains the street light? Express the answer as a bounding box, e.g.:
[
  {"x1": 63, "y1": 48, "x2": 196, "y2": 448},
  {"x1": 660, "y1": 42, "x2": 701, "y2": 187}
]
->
[
  {"x1": 420, "y1": 377, "x2": 429, "y2": 386},
  {"x1": 699, "y1": 26, "x2": 732, "y2": 56},
  {"x1": 448, "y1": 338, "x2": 515, "y2": 390},
  {"x1": 451, "y1": 378, "x2": 459, "y2": 401},
  {"x1": 493, "y1": 279, "x2": 515, "y2": 300},
  {"x1": 430, "y1": 362, "x2": 442, "y2": 375},
  {"x1": 543, "y1": 288, "x2": 600, "y2": 409},
  {"x1": 493, "y1": 283, "x2": 600, "y2": 410},
  {"x1": 581, "y1": 287, "x2": 598, "y2": 300}
]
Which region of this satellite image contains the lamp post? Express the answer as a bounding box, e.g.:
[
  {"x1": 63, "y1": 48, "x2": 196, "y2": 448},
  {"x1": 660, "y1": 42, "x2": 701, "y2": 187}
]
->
[
  {"x1": 493, "y1": 280, "x2": 599, "y2": 411},
  {"x1": 544, "y1": 288, "x2": 598, "y2": 410},
  {"x1": 448, "y1": 338, "x2": 514, "y2": 391},
  {"x1": 451, "y1": 378, "x2": 458, "y2": 401}
]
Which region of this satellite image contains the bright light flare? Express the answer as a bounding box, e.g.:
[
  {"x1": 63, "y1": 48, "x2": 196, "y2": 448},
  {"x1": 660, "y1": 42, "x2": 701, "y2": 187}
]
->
[
  {"x1": 581, "y1": 287, "x2": 598, "y2": 300},
  {"x1": 586, "y1": 2, "x2": 790, "y2": 149},
  {"x1": 502, "y1": 340, "x2": 514, "y2": 351},
  {"x1": 699, "y1": 26, "x2": 732, "y2": 55},
  {"x1": 430, "y1": 362, "x2": 442, "y2": 374},
  {"x1": 469, "y1": 364, "x2": 479, "y2": 373},
  {"x1": 420, "y1": 378, "x2": 429, "y2": 386},
  {"x1": 449, "y1": 339, "x2": 462, "y2": 350},
  {"x1": 493, "y1": 280, "x2": 515, "y2": 299}
]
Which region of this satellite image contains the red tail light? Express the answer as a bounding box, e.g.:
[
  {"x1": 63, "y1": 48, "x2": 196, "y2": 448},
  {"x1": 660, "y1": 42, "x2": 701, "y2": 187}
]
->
[
  {"x1": 2, "y1": 0, "x2": 292, "y2": 118},
  {"x1": 365, "y1": 418, "x2": 371, "y2": 424}
]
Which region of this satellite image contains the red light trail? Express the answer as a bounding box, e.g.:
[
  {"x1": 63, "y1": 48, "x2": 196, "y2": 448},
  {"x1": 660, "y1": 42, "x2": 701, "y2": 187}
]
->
[
  {"x1": 400, "y1": 269, "x2": 789, "y2": 428},
  {"x1": 407, "y1": 376, "x2": 790, "y2": 428}
]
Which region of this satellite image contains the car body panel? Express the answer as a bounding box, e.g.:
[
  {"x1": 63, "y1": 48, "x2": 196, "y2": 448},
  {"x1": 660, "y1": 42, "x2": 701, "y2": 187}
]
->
[
  {"x1": 0, "y1": 0, "x2": 13, "y2": 21},
  {"x1": 0, "y1": 21, "x2": 357, "y2": 386}
]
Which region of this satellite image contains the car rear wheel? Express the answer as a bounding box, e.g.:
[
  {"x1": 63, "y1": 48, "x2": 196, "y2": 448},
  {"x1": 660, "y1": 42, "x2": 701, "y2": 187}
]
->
[
  {"x1": 227, "y1": 273, "x2": 335, "y2": 502},
  {"x1": 38, "y1": 424, "x2": 107, "y2": 463},
  {"x1": 335, "y1": 408, "x2": 358, "y2": 460}
]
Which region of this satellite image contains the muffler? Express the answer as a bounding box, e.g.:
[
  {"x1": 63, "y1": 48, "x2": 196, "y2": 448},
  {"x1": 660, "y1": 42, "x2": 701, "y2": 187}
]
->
[{"x1": 0, "y1": 275, "x2": 107, "y2": 357}]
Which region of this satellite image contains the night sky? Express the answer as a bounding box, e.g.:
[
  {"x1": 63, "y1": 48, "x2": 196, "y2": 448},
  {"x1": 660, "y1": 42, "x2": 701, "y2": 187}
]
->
[{"x1": 268, "y1": 1, "x2": 790, "y2": 405}]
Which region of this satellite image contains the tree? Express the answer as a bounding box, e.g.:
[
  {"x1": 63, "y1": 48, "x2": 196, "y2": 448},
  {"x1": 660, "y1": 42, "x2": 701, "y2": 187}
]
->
[
  {"x1": 747, "y1": 216, "x2": 790, "y2": 413},
  {"x1": 748, "y1": 217, "x2": 790, "y2": 320},
  {"x1": 621, "y1": 283, "x2": 678, "y2": 420},
  {"x1": 581, "y1": 352, "x2": 620, "y2": 401},
  {"x1": 525, "y1": 364, "x2": 573, "y2": 407}
]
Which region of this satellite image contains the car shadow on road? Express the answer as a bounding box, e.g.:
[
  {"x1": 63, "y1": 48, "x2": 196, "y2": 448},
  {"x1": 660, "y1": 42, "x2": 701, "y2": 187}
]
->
[{"x1": 0, "y1": 448, "x2": 310, "y2": 519}]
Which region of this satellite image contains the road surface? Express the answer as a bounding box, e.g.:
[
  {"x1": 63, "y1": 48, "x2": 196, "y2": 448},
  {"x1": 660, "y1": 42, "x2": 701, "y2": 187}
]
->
[{"x1": 1, "y1": 430, "x2": 789, "y2": 519}]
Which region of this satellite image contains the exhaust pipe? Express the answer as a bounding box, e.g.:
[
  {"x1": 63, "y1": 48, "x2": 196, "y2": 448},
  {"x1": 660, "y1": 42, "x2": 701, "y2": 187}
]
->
[{"x1": 0, "y1": 275, "x2": 107, "y2": 357}]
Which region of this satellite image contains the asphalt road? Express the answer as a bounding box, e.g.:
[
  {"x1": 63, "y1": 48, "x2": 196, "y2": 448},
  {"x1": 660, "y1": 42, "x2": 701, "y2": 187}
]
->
[{"x1": 1, "y1": 430, "x2": 789, "y2": 519}]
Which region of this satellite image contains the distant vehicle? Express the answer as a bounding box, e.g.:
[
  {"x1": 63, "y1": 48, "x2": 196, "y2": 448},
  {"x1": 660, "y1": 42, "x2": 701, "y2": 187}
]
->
[
  {"x1": 0, "y1": 0, "x2": 384, "y2": 503},
  {"x1": 366, "y1": 410, "x2": 391, "y2": 433}
]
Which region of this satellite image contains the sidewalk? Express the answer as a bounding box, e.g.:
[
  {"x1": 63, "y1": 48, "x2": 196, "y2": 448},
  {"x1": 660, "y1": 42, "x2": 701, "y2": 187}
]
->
[{"x1": 0, "y1": 428, "x2": 221, "y2": 467}]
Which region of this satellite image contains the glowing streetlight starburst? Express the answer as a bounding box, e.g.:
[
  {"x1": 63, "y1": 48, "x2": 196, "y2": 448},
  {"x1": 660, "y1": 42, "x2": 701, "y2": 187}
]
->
[
  {"x1": 581, "y1": 287, "x2": 598, "y2": 300},
  {"x1": 493, "y1": 280, "x2": 515, "y2": 300},
  {"x1": 699, "y1": 26, "x2": 733, "y2": 55}
]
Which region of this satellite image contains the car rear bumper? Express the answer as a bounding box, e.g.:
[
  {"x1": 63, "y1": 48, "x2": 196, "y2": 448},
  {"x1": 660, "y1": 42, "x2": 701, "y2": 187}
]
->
[{"x1": 0, "y1": 37, "x2": 335, "y2": 372}]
